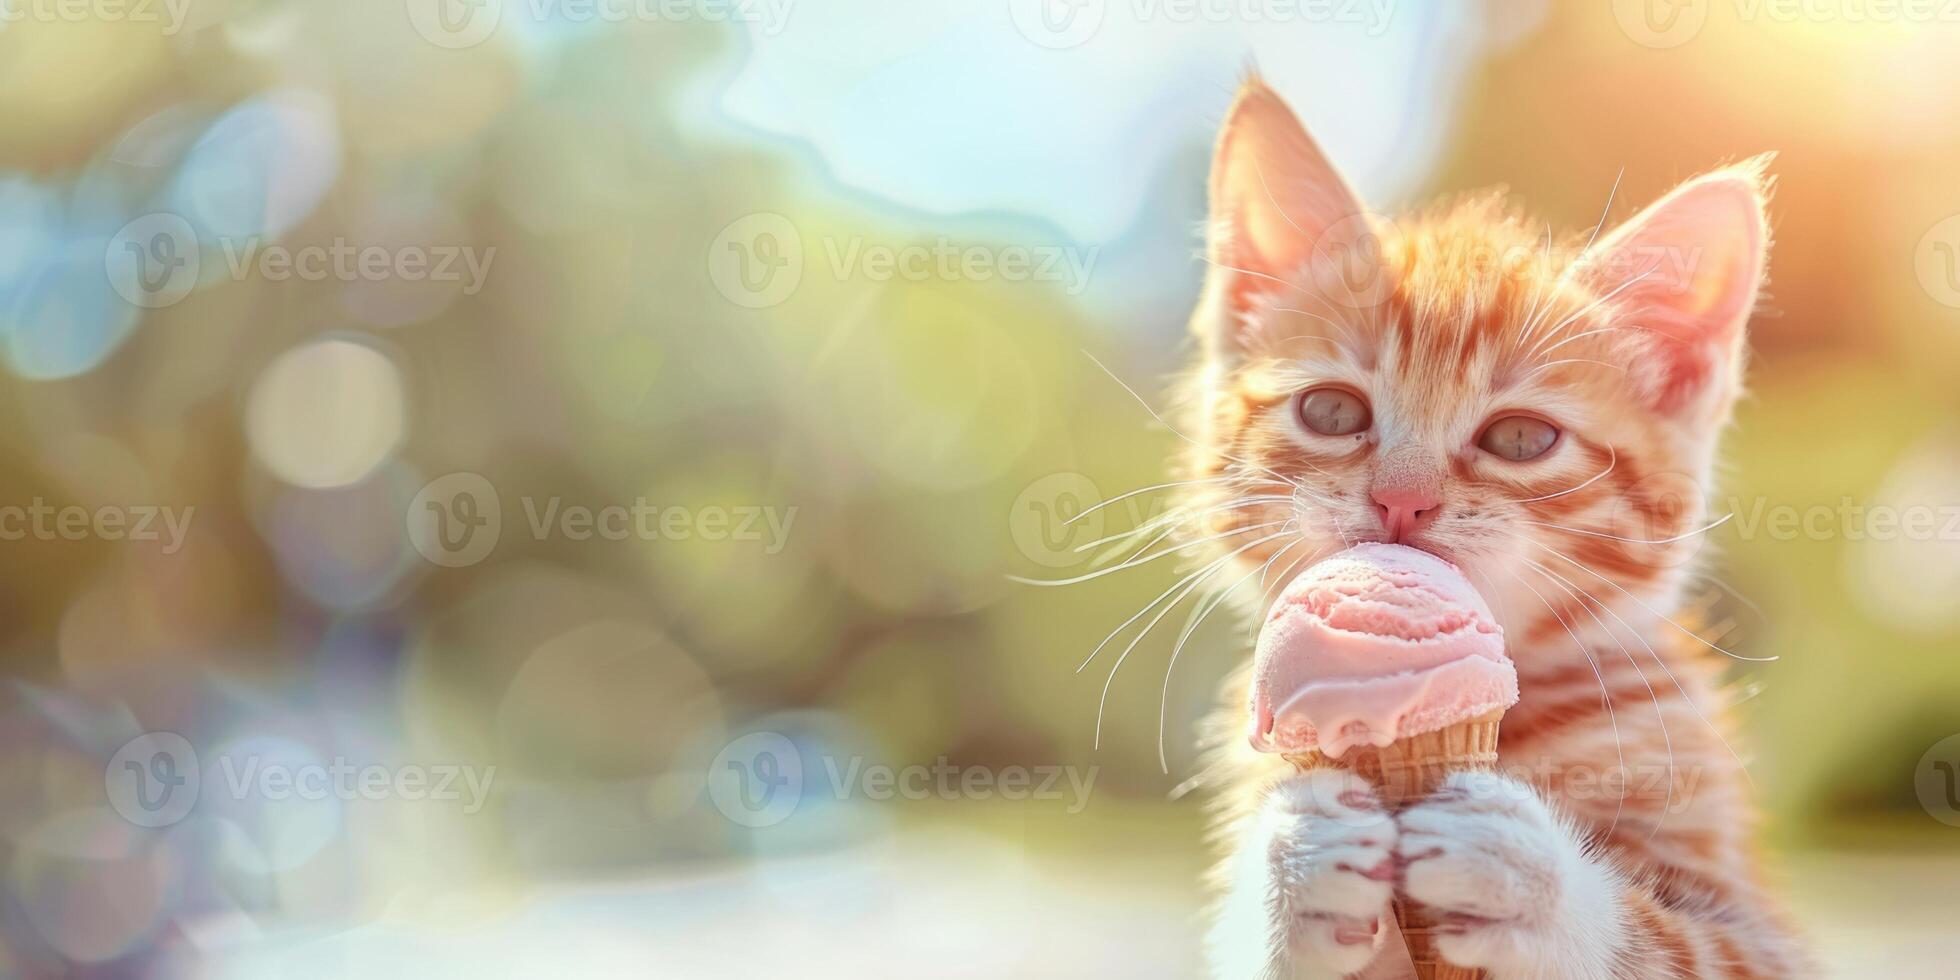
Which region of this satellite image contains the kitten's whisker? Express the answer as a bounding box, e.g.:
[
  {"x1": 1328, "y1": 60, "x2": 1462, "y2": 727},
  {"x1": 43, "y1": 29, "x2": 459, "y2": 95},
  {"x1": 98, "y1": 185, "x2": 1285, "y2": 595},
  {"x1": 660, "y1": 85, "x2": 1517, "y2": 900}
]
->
[
  {"x1": 1526, "y1": 557, "x2": 1677, "y2": 835},
  {"x1": 1516, "y1": 445, "x2": 1615, "y2": 504},
  {"x1": 1012, "y1": 519, "x2": 1289, "y2": 587},
  {"x1": 1323, "y1": 508, "x2": 1355, "y2": 550},
  {"x1": 1260, "y1": 535, "x2": 1314, "y2": 597},
  {"x1": 1274, "y1": 332, "x2": 1342, "y2": 352},
  {"x1": 1529, "y1": 538, "x2": 1775, "y2": 665},
  {"x1": 1073, "y1": 494, "x2": 1295, "y2": 555},
  {"x1": 1250, "y1": 537, "x2": 1318, "y2": 637},
  {"x1": 1529, "y1": 542, "x2": 1762, "y2": 797},
  {"x1": 1083, "y1": 352, "x2": 1330, "y2": 504},
  {"x1": 1252, "y1": 159, "x2": 1373, "y2": 316},
  {"x1": 1266, "y1": 290, "x2": 1378, "y2": 351},
  {"x1": 1581, "y1": 167, "x2": 1626, "y2": 254},
  {"x1": 1508, "y1": 566, "x2": 1628, "y2": 838},
  {"x1": 1086, "y1": 495, "x2": 1298, "y2": 569},
  {"x1": 1532, "y1": 267, "x2": 1655, "y2": 353},
  {"x1": 1534, "y1": 325, "x2": 1625, "y2": 360},
  {"x1": 1270, "y1": 289, "x2": 1360, "y2": 323},
  {"x1": 1062, "y1": 474, "x2": 1247, "y2": 527},
  {"x1": 1253, "y1": 157, "x2": 1313, "y2": 241},
  {"x1": 1526, "y1": 357, "x2": 1627, "y2": 378},
  {"x1": 1072, "y1": 522, "x2": 1290, "y2": 673},
  {"x1": 1526, "y1": 553, "x2": 1760, "y2": 819},
  {"x1": 1086, "y1": 523, "x2": 1178, "y2": 570},
  {"x1": 1697, "y1": 572, "x2": 1771, "y2": 630},
  {"x1": 1271, "y1": 449, "x2": 1342, "y2": 487},
  {"x1": 1532, "y1": 169, "x2": 1624, "y2": 332},
  {"x1": 1522, "y1": 511, "x2": 1732, "y2": 546},
  {"x1": 1199, "y1": 255, "x2": 1292, "y2": 290},
  {"x1": 1466, "y1": 565, "x2": 1520, "y2": 640},
  {"x1": 1516, "y1": 171, "x2": 1622, "y2": 347},
  {"x1": 1267, "y1": 307, "x2": 1346, "y2": 339},
  {"x1": 1094, "y1": 528, "x2": 1291, "y2": 748},
  {"x1": 1157, "y1": 526, "x2": 1302, "y2": 772},
  {"x1": 1514, "y1": 223, "x2": 1555, "y2": 336}
]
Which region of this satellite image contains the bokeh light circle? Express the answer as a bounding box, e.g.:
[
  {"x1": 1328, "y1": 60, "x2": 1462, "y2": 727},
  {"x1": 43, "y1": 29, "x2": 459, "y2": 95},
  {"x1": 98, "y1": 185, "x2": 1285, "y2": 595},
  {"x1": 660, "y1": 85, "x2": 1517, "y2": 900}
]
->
[
  {"x1": 169, "y1": 89, "x2": 341, "y2": 245},
  {"x1": 5, "y1": 240, "x2": 140, "y2": 379},
  {"x1": 246, "y1": 337, "x2": 406, "y2": 489}
]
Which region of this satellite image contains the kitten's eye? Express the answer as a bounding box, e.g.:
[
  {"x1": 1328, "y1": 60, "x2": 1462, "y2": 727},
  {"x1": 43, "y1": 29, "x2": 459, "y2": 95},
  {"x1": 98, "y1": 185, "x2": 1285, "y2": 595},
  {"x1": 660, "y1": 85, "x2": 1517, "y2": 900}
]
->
[
  {"x1": 1478, "y1": 415, "x2": 1559, "y2": 461},
  {"x1": 1297, "y1": 388, "x2": 1371, "y2": 436}
]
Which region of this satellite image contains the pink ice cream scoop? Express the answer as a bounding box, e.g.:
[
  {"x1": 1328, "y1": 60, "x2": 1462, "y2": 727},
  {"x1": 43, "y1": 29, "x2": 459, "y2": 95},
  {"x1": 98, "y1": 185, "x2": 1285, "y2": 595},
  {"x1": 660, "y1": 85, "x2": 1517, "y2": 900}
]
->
[{"x1": 1248, "y1": 543, "x2": 1517, "y2": 759}]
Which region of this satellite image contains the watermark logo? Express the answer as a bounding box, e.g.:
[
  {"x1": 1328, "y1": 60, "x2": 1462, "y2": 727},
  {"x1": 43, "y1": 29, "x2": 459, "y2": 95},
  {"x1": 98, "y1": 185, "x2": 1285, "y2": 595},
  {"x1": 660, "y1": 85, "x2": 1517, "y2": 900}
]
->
[
  {"x1": 1009, "y1": 472, "x2": 1108, "y2": 568},
  {"x1": 407, "y1": 471, "x2": 503, "y2": 567},
  {"x1": 1614, "y1": 0, "x2": 1709, "y2": 48},
  {"x1": 1915, "y1": 214, "x2": 1960, "y2": 309},
  {"x1": 1916, "y1": 733, "x2": 1960, "y2": 827},
  {"x1": 105, "y1": 732, "x2": 201, "y2": 828},
  {"x1": 106, "y1": 214, "x2": 495, "y2": 310},
  {"x1": 407, "y1": 473, "x2": 798, "y2": 567},
  {"x1": 1008, "y1": 0, "x2": 1105, "y2": 48},
  {"x1": 1307, "y1": 212, "x2": 1402, "y2": 311},
  {"x1": 1606, "y1": 470, "x2": 1709, "y2": 568},
  {"x1": 708, "y1": 212, "x2": 804, "y2": 309},
  {"x1": 706, "y1": 732, "x2": 1101, "y2": 827},
  {"x1": 406, "y1": 0, "x2": 505, "y2": 49},
  {"x1": 106, "y1": 213, "x2": 200, "y2": 309},
  {"x1": 707, "y1": 731, "x2": 804, "y2": 828},
  {"x1": 106, "y1": 732, "x2": 498, "y2": 826}
]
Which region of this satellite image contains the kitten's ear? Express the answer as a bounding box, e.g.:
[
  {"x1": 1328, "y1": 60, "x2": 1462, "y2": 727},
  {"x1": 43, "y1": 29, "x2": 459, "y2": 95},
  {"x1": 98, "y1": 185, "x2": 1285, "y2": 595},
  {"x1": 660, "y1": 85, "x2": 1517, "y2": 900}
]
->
[
  {"x1": 1576, "y1": 159, "x2": 1772, "y2": 420},
  {"x1": 1200, "y1": 77, "x2": 1371, "y2": 348}
]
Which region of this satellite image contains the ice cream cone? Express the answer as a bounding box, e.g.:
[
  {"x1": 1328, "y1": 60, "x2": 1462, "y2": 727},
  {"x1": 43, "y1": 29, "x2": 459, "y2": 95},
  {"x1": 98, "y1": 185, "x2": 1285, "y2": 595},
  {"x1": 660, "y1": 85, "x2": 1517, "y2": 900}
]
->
[
  {"x1": 1289, "y1": 708, "x2": 1504, "y2": 980},
  {"x1": 1250, "y1": 545, "x2": 1516, "y2": 980}
]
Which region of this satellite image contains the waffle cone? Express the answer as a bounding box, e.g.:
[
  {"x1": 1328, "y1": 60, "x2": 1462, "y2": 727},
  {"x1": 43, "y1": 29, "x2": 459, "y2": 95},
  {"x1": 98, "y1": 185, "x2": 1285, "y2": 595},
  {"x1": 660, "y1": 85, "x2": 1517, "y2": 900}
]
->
[{"x1": 1287, "y1": 709, "x2": 1504, "y2": 980}]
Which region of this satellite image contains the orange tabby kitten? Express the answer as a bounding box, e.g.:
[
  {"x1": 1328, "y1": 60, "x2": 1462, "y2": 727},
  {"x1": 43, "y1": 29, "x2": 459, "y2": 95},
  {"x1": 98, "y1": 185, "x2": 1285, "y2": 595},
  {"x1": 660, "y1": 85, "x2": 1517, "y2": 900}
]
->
[{"x1": 1183, "y1": 79, "x2": 1814, "y2": 978}]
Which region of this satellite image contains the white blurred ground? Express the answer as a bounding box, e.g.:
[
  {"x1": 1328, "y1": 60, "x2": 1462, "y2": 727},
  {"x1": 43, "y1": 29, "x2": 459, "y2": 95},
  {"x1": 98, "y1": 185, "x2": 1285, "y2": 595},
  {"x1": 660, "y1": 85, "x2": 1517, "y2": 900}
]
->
[{"x1": 195, "y1": 816, "x2": 1958, "y2": 979}]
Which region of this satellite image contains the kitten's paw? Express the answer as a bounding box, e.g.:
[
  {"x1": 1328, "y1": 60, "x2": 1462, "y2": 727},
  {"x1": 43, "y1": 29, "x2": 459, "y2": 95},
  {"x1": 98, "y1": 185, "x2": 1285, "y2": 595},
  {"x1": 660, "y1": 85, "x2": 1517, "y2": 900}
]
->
[
  {"x1": 1395, "y1": 771, "x2": 1621, "y2": 977},
  {"x1": 1261, "y1": 769, "x2": 1400, "y2": 975}
]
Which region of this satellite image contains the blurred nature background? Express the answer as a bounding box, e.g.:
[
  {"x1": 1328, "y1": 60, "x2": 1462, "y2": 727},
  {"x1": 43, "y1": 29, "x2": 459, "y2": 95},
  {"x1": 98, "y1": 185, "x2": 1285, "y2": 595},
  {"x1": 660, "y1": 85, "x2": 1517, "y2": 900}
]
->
[{"x1": 1, "y1": 0, "x2": 1958, "y2": 976}]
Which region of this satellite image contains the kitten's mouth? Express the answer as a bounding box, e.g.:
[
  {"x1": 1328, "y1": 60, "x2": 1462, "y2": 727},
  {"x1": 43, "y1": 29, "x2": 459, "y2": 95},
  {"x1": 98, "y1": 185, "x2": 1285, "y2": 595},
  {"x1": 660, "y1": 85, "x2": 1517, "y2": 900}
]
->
[{"x1": 1355, "y1": 533, "x2": 1454, "y2": 566}]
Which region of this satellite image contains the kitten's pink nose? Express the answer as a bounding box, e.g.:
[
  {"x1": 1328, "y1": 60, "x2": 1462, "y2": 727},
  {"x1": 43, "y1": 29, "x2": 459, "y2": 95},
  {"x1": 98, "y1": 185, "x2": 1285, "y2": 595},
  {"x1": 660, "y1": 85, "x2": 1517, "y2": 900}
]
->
[{"x1": 1370, "y1": 486, "x2": 1440, "y2": 543}]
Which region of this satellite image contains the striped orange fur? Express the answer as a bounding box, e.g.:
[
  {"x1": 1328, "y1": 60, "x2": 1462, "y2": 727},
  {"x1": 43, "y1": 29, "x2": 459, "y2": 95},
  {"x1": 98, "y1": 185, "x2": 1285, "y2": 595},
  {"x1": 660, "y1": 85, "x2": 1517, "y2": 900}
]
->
[{"x1": 1187, "y1": 78, "x2": 1813, "y2": 978}]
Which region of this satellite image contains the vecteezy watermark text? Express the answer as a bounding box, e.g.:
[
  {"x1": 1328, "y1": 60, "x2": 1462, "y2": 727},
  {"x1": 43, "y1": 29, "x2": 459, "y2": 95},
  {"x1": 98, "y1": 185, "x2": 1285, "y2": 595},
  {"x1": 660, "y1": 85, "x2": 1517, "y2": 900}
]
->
[
  {"x1": 515, "y1": 496, "x2": 797, "y2": 550},
  {"x1": 707, "y1": 731, "x2": 1099, "y2": 827},
  {"x1": 1009, "y1": 0, "x2": 1399, "y2": 48},
  {"x1": 406, "y1": 471, "x2": 798, "y2": 567},
  {"x1": 1727, "y1": 495, "x2": 1960, "y2": 542},
  {"x1": 106, "y1": 213, "x2": 496, "y2": 310},
  {"x1": 105, "y1": 732, "x2": 496, "y2": 828},
  {"x1": 214, "y1": 754, "x2": 496, "y2": 814},
  {"x1": 0, "y1": 499, "x2": 194, "y2": 554},
  {"x1": 1615, "y1": 0, "x2": 1960, "y2": 49},
  {"x1": 0, "y1": 0, "x2": 192, "y2": 31},
  {"x1": 218, "y1": 238, "x2": 495, "y2": 295},
  {"x1": 707, "y1": 212, "x2": 1101, "y2": 309},
  {"x1": 407, "y1": 0, "x2": 796, "y2": 50}
]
